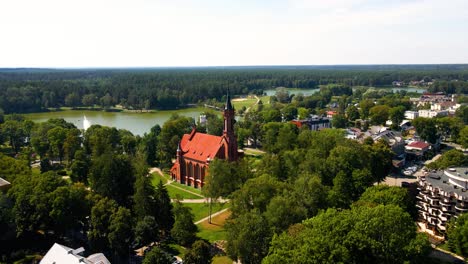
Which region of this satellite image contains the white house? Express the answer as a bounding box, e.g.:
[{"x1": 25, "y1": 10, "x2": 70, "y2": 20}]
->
[
  {"x1": 418, "y1": 109, "x2": 448, "y2": 118},
  {"x1": 40, "y1": 243, "x2": 110, "y2": 264},
  {"x1": 404, "y1": 111, "x2": 419, "y2": 120}
]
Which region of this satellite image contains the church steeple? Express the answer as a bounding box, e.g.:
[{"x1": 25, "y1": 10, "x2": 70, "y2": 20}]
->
[
  {"x1": 223, "y1": 89, "x2": 238, "y2": 161},
  {"x1": 225, "y1": 88, "x2": 233, "y2": 111}
]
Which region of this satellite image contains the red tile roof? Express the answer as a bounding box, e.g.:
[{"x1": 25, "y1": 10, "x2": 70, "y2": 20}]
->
[
  {"x1": 180, "y1": 132, "x2": 224, "y2": 161},
  {"x1": 407, "y1": 141, "x2": 430, "y2": 149}
]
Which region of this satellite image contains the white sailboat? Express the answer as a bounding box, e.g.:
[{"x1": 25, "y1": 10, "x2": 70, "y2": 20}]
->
[{"x1": 83, "y1": 115, "x2": 91, "y2": 131}]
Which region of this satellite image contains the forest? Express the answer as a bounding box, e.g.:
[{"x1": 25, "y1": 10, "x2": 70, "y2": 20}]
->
[
  {"x1": 1, "y1": 65, "x2": 468, "y2": 113},
  {"x1": 2, "y1": 66, "x2": 468, "y2": 263}
]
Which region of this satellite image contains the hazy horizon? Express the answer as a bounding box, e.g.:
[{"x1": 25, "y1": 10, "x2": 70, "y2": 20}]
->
[{"x1": 1, "y1": 0, "x2": 467, "y2": 68}]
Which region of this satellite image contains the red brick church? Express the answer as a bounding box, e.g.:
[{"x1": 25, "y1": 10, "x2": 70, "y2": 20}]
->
[{"x1": 170, "y1": 93, "x2": 240, "y2": 188}]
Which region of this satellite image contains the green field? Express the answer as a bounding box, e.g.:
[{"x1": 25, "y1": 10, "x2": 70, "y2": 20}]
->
[
  {"x1": 166, "y1": 185, "x2": 203, "y2": 200},
  {"x1": 197, "y1": 209, "x2": 230, "y2": 242},
  {"x1": 232, "y1": 98, "x2": 257, "y2": 109},
  {"x1": 184, "y1": 202, "x2": 227, "y2": 222}
]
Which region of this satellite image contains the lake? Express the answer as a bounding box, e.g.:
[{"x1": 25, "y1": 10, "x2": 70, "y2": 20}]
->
[
  {"x1": 24, "y1": 108, "x2": 204, "y2": 136},
  {"x1": 264, "y1": 86, "x2": 426, "y2": 96}
]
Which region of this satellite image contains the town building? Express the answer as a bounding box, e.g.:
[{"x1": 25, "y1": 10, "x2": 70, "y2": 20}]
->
[
  {"x1": 404, "y1": 111, "x2": 419, "y2": 120},
  {"x1": 290, "y1": 115, "x2": 331, "y2": 131},
  {"x1": 417, "y1": 167, "x2": 468, "y2": 235},
  {"x1": 418, "y1": 109, "x2": 448, "y2": 118},
  {"x1": 40, "y1": 243, "x2": 110, "y2": 264},
  {"x1": 170, "y1": 92, "x2": 240, "y2": 188}
]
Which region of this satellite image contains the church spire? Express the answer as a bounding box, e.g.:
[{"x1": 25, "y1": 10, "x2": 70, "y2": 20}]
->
[{"x1": 225, "y1": 88, "x2": 233, "y2": 110}]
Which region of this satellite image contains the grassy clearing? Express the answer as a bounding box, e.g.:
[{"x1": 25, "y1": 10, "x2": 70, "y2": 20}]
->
[
  {"x1": 243, "y1": 148, "x2": 265, "y2": 156},
  {"x1": 170, "y1": 180, "x2": 203, "y2": 194},
  {"x1": 258, "y1": 95, "x2": 270, "y2": 105},
  {"x1": 197, "y1": 209, "x2": 231, "y2": 242},
  {"x1": 212, "y1": 256, "x2": 234, "y2": 264},
  {"x1": 184, "y1": 202, "x2": 227, "y2": 222},
  {"x1": 151, "y1": 172, "x2": 169, "y2": 185},
  {"x1": 166, "y1": 185, "x2": 203, "y2": 200},
  {"x1": 232, "y1": 98, "x2": 257, "y2": 109}
]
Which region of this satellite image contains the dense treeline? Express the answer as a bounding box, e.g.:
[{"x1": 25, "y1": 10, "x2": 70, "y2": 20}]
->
[
  {"x1": 1, "y1": 65, "x2": 468, "y2": 113},
  {"x1": 0, "y1": 116, "x2": 207, "y2": 263}
]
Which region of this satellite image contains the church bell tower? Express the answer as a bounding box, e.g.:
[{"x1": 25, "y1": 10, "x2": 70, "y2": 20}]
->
[{"x1": 223, "y1": 90, "x2": 238, "y2": 161}]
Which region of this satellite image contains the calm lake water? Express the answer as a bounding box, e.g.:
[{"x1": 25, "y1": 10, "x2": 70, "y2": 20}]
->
[
  {"x1": 24, "y1": 108, "x2": 204, "y2": 136},
  {"x1": 264, "y1": 86, "x2": 426, "y2": 96}
]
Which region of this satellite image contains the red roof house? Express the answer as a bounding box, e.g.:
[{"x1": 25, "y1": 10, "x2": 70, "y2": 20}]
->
[{"x1": 405, "y1": 141, "x2": 431, "y2": 152}]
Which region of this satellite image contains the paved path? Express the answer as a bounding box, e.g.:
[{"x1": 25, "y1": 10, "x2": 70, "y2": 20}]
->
[{"x1": 195, "y1": 208, "x2": 230, "y2": 225}]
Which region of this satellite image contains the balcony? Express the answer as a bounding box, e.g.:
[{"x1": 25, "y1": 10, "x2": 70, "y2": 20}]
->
[{"x1": 455, "y1": 206, "x2": 468, "y2": 212}]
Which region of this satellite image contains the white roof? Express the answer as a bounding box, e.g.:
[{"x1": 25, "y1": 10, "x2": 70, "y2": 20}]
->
[{"x1": 40, "y1": 243, "x2": 110, "y2": 264}]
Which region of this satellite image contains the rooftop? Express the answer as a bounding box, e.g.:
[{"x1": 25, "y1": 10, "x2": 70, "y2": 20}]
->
[
  {"x1": 0, "y1": 177, "x2": 11, "y2": 187},
  {"x1": 423, "y1": 168, "x2": 468, "y2": 200}
]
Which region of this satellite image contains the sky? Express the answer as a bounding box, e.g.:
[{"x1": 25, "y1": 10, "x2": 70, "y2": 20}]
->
[{"x1": 1, "y1": 0, "x2": 467, "y2": 67}]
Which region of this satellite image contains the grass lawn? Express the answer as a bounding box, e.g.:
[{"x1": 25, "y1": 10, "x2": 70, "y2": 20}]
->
[
  {"x1": 197, "y1": 209, "x2": 231, "y2": 242},
  {"x1": 170, "y1": 180, "x2": 203, "y2": 194},
  {"x1": 244, "y1": 148, "x2": 265, "y2": 156},
  {"x1": 151, "y1": 172, "x2": 169, "y2": 185},
  {"x1": 184, "y1": 202, "x2": 227, "y2": 222},
  {"x1": 212, "y1": 256, "x2": 234, "y2": 264},
  {"x1": 232, "y1": 98, "x2": 257, "y2": 109},
  {"x1": 166, "y1": 185, "x2": 203, "y2": 200},
  {"x1": 258, "y1": 95, "x2": 270, "y2": 105}
]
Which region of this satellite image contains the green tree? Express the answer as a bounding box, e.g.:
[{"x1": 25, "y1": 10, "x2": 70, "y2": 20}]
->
[
  {"x1": 459, "y1": 126, "x2": 468, "y2": 149},
  {"x1": 108, "y1": 207, "x2": 133, "y2": 257},
  {"x1": 82, "y1": 93, "x2": 98, "y2": 106},
  {"x1": 264, "y1": 205, "x2": 430, "y2": 264},
  {"x1": 8, "y1": 172, "x2": 65, "y2": 236},
  {"x1": 355, "y1": 185, "x2": 416, "y2": 218},
  {"x1": 427, "y1": 149, "x2": 468, "y2": 169},
  {"x1": 331, "y1": 114, "x2": 347, "y2": 128},
  {"x1": 447, "y1": 213, "x2": 468, "y2": 257},
  {"x1": 369, "y1": 105, "x2": 390, "y2": 125},
  {"x1": 359, "y1": 99, "x2": 375, "y2": 119},
  {"x1": 346, "y1": 105, "x2": 360, "y2": 121},
  {"x1": 155, "y1": 180, "x2": 174, "y2": 235},
  {"x1": 88, "y1": 197, "x2": 119, "y2": 251},
  {"x1": 133, "y1": 154, "x2": 156, "y2": 220},
  {"x1": 47, "y1": 126, "x2": 67, "y2": 162},
  {"x1": 134, "y1": 216, "x2": 158, "y2": 248},
  {"x1": 49, "y1": 183, "x2": 90, "y2": 235},
  {"x1": 1, "y1": 120, "x2": 27, "y2": 153},
  {"x1": 70, "y1": 150, "x2": 90, "y2": 184},
  {"x1": 65, "y1": 92, "x2": 81, "y2": 108},
  {"x1": 171, "y1": 201, "x2": 198, "y2": 246},
  {"x1": 63, "y1": 128, "x2": 82, "y2": 163},
  {"x1": 89, "y1": 152, "x2": 135, "y2": 205},
  {"x1": 184, "y1": 240, "x2": 212, "y2": 264},
  {"x1": 142, "y1": 247, "x2": 173, "y2": 264},
  {"x1": 389, "y1": 106, "x2": 405, "y2": 129},
  {"x1": 412, "y1": 117, "x2": 438, "y2": 144},
  {"x1": 158, "y1": 115, "x2": 194, "y2": 167},
  {"x1": 264, "y1": 194, "x2": 307, "y2": 234},
  {"x1": 226, "y1": 210, "x2": 272, "y2": 264}
]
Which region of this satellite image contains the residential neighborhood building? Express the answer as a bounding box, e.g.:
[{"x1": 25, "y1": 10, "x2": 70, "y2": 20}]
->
[
  {"x1": 418, "y1": 109, "x2": 448, "y2": 118},
  {"x1": 170, "y1": 92, "x2": 240, "y2": 188},
  {"x1": 40, "y1": 243, "x2": 110, "y2": 264},
  {"x1": 417, "y1": 167, "x2": 468, "y2": 235},
  {"x1": 290, "y1": 115, "x2": 331, "y2": 131},
  {"x1": 405, "y1": 111, "x2": 419, "y2": 120},
  {"x1": 405, "y1": 141, "x2": 431, "y2": 159}
]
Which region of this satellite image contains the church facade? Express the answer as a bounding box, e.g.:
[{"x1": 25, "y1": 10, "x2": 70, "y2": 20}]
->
[{"x1": 170, "y1": 94, "x2": 239, "y2": 188}]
